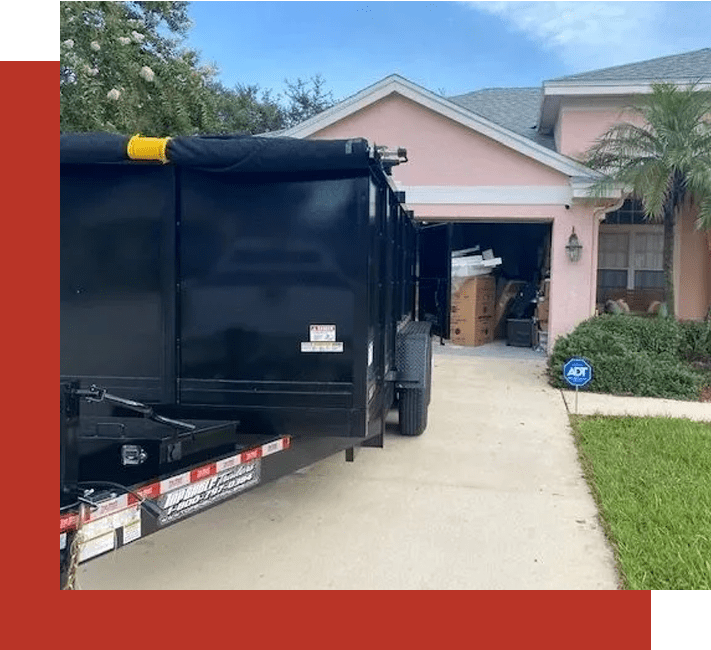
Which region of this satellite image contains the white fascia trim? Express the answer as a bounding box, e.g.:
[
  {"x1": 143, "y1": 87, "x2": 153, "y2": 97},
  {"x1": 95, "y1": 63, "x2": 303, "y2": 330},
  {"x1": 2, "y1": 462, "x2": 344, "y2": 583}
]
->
[
  {"x1": 397, "y1": 185, "x2": 571, "y2": 205},
  {"x1": 543, "y1": 80, "x2": 711, "y2": 96},
  {"x1": 280, "y1": 75, "x2": 599, "y2": 179},
  {"x1": 397, "y1": 182, "x2": 622, "y2": 205},
  {"x1": 570, "y1": 178, "x2": 625, "y2": 200}
]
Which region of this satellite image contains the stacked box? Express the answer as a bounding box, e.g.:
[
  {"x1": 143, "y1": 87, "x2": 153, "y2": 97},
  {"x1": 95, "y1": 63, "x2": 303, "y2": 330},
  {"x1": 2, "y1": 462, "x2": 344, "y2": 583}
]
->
[
  {"x1": 536, "y1": 278, "x2": 550, "y2": 330},
  {"x1": 450, "y1": 275, "x2": 496, "y2": 346}
]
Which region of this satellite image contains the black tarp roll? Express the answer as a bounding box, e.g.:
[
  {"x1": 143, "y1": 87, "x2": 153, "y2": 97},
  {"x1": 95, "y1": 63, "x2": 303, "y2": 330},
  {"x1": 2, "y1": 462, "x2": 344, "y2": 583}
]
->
[
  {"x1": 60, "y1": 133, "x2": 372, "y2": 173},
  {"x1": 60, "y1": 133, "x2": 130, "y2": 165},
  {"x1": 167, "y1": 135, "x2": 371, "y2": 173}
]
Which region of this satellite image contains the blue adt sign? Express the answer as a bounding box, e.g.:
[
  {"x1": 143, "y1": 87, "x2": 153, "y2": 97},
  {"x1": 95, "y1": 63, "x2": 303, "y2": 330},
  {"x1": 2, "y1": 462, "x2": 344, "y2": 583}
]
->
[{"x1": 563, "y1": 358, "x2": 593, "y2": 387}]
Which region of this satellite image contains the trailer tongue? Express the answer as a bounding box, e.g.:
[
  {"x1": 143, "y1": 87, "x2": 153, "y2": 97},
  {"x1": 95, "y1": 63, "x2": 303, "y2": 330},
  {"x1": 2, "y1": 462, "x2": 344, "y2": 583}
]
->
[{"x1": 60, "y1": 133, "x2": 450, "y2": 588}]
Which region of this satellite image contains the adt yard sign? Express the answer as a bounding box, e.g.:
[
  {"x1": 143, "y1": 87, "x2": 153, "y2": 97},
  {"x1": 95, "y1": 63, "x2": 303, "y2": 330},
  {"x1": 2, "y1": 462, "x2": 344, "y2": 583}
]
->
[{"x1": 563, "y1": 358, "x2": 592, "y2": 387}]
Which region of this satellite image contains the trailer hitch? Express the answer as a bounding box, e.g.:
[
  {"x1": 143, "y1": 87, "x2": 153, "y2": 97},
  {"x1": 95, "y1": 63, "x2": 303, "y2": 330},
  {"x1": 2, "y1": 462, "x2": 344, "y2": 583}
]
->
[{"x1": 76, "y1": 385, "x2": 196, "y2": 432}]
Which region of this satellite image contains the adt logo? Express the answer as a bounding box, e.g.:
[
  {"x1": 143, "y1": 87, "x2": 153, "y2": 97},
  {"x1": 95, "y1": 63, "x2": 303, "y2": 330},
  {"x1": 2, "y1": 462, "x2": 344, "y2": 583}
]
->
[{"x1": 563, "y1": 358, "x2": 593, "y2": 387}]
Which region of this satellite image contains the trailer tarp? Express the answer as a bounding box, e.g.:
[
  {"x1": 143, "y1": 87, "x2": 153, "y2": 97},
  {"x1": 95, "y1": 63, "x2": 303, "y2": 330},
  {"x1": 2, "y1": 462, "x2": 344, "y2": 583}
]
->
[{"x1": 60, "y1": 132, "x2": 371, "y2": 173}]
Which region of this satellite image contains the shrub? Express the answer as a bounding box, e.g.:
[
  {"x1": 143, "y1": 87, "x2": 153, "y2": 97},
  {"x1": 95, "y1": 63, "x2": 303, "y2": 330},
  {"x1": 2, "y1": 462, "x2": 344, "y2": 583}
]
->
[
  {"x1": 549, "y1": 314, "x2": 707, "y2": 400},
  {"x1": 677, "y1": 320, "x2": 711, "y2": 362}
]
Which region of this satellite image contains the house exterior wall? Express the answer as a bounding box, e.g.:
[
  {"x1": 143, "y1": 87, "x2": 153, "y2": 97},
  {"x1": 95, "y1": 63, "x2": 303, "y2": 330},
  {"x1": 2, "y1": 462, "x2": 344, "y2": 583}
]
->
[
  {"x1": 309, "y1": 92, "x2": 601, "y2": 347},
  {"x1": 555, "y1": 95, "x2": 710, "y2": 320},
  {"x1": 554, "y1": 96, "x2": 638, "y2": 160},
  {"x1": 311, "y1": 93, "x2": 568, "y2": 187},
  {"x1": 678, "y1": 206, "x2": 711, "y2": 320}
]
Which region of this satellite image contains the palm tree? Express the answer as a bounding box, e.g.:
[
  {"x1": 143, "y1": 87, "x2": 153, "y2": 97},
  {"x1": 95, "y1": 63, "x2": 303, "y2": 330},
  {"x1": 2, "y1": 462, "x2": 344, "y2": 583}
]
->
[{"x1": 585, "y1": 82, "x2": 711, "y2": 317}]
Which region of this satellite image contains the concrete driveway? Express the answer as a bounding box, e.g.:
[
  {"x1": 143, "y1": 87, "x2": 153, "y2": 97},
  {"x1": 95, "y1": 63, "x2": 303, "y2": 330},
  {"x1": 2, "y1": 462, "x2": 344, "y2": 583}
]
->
[{"x1": 79, "y1": 342, "x2": 618, "y2": 590}]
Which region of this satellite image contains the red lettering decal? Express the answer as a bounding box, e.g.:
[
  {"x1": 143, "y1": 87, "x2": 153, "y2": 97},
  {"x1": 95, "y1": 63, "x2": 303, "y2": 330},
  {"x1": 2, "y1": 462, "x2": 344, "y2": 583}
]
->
[
  {"x1": 60, "y1": 514, "x2": 78, "y2": 532},
  {"x1": 191, "y1": 463, "x2": 217, "y2": 482},
  {"x1": 241, "y1": 448, "x2": 262, "y2": 463},
  {"x1": 130, "y1": 483, "x2": 161, "y2": 504}
]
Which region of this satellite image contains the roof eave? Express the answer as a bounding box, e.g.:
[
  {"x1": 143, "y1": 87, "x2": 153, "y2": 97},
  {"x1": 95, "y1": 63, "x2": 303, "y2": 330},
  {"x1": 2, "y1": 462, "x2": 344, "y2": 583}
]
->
[{"x1": 538, "y1": 78, "x2": 711, "y2": 134}]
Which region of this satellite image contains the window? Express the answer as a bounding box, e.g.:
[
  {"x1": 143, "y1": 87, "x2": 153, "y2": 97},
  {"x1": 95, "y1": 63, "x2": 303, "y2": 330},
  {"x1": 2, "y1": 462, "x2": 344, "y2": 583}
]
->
[
  {"x1": 598, "y1": 227, "x2": 664, "y2": 290},
  {"x1": 597, "y1": 206, "x2": 664, "y2": 311},
  {"x1": 602, "y1": 198, "x2": 648, "y2": 225}
]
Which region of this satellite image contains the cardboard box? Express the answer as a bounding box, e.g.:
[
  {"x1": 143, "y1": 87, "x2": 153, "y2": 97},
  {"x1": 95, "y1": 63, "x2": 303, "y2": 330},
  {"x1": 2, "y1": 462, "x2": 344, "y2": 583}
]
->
[
  {"x1": 451, "y1": 316, "x2": 494, "y2": 346},
  {"x1": 536, "y1": 298, "x2": 549, "y2": 322},
  {"x1": 450, "y1": 275, "x2": 496, "y2": 346}
]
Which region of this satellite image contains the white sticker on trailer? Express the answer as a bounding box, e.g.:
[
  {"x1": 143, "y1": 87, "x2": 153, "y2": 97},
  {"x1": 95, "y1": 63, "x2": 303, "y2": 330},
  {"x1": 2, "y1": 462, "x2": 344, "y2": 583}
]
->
[
  {"x1": 261, "y1": 440, "x2": 284, "y2": 456},
  {"x1": 60, "y1": 533, "x2": 67, "y2": 550},
  {"x1": 80, "y1": 504, "x2": 141, "y2": 543},
  {"x1": 123, "y1": 520, "x2": 142, "y2": 544},
  {"x1": 79, "y1": 531, "x2": 115, "y2": 562},
  {"x1": 309, "y1": 324, "x2": 336, "y2": 342},
  {"x1": 160, "y1": 471, "x2": 191, "y2": 494},
  {"x1": 301, "y1": 341, "x2": 344, "y2": 353}
]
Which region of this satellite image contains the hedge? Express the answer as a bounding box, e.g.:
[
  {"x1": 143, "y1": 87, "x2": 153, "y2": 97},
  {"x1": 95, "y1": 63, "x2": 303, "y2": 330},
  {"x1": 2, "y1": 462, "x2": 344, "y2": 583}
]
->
[{"x1": 549, "y1": 315, "x2": 710, "y2": 400}]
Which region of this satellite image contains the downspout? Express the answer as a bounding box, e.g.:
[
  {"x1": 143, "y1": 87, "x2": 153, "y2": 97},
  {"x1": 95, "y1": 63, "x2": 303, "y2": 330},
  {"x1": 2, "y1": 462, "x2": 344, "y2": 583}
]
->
[{"x1": 590, "y1": 196, "x2": 627, "y2": 315}]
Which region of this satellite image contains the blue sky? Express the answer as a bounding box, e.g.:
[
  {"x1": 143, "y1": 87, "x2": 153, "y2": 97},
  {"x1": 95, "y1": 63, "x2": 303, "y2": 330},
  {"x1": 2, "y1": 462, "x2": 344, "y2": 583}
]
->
[{"x1": 185, "y1": 1, "x2": 711, "y2": 101}]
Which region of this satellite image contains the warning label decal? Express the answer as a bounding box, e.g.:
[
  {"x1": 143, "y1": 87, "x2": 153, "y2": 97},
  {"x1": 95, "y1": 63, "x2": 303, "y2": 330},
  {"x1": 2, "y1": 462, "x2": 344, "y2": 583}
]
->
[
  {"x1": 301, "y1": 341, "x2": 344, "y2": 353},
  {"x1": 309, "y1": 324, "x2": 336, "y2": 342}
]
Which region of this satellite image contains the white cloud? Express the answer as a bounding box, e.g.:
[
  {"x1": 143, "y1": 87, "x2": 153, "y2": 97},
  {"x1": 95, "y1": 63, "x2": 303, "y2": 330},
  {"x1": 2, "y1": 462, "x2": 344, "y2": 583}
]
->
[{"x1": 469, "y1": 1, "x2": 703, "y2": 72}]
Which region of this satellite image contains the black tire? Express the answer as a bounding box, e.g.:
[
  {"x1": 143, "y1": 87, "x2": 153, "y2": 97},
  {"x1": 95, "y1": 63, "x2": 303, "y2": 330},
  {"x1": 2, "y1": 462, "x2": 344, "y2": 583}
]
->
[{"x1": 399, "y1": 387, "x2": 428, "y2": 436}]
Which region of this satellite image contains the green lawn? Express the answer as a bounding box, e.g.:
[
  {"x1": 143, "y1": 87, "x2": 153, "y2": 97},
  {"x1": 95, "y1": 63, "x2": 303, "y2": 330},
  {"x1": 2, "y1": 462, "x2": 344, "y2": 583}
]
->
[{"x1": 570, "y1": 416, "x2": 711, "y2": 590}]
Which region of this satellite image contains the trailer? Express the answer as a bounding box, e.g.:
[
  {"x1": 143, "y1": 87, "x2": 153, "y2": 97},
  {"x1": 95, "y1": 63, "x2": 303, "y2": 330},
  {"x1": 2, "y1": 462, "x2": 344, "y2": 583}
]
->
[{"x1": 59, "y1": 133, "x2": 451, "y2": 588}]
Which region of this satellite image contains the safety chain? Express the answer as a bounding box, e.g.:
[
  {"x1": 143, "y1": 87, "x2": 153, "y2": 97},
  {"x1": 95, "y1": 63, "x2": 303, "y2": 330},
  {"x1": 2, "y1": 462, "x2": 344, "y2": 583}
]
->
[{"x1": 62, "y1": 505, "x2": 86, "y2": 590}]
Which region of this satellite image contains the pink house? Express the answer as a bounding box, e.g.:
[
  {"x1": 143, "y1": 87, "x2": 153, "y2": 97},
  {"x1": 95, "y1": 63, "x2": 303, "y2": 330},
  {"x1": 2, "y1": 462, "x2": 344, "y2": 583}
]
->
[{"x1": 280, "y1": 49, "x2": 711, "y2": 348}]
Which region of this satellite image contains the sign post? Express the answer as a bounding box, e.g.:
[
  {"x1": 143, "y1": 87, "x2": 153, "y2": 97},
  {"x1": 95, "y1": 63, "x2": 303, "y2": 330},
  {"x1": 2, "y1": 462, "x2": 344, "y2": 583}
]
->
[{"x1": 563, "y1": 358, "x2": 593, "y2": 413}]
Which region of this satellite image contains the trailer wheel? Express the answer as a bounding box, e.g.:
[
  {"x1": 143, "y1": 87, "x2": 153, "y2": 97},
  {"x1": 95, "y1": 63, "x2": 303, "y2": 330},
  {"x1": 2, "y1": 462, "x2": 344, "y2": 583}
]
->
[
  {"x1": 424, "y1": 337, "x2": 433, "y2": 406},
  {"x1": 398, "y1": 387, "x2": 428, "y2": 436}
]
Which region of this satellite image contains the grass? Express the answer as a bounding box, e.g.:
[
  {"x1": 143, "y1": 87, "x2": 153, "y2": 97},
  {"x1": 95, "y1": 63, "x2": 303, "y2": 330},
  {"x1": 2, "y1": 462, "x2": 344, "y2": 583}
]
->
[{"x1": 570, "y1": 415, "x2": 711, "y2": 590}]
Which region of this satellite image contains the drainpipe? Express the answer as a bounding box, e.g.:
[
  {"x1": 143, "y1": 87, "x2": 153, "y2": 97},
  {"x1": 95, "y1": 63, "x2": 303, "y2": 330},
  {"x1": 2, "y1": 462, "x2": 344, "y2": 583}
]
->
[{"x1": 590, "y1": 196, "x2": 627, "y2": 315}]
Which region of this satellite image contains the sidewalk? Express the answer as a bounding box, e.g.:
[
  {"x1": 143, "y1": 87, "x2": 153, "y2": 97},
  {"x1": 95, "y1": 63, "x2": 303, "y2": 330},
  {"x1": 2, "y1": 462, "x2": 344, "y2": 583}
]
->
[{"x1": 561, "y1": 390, "x2": 711, "y2": 422}]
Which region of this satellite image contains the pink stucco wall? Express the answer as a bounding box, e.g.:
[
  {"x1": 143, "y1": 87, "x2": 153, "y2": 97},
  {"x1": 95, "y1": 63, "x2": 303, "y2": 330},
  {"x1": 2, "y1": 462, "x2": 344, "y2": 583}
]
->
[
  {"x1": 312, "y1": 94, "x2": 568, "y2": 187},
  {"x1": 678, "y1": 206, "x2": 711, "y2": 320},
  {"x1": 555, "y1": 99, "x2": 639, "y2": 160},
  {"x1": 553, "y1": 99, "x2": 710, "y2": 320},
  {"x1": 308, "y1": 92, "x2": 601, "y2": 347}
]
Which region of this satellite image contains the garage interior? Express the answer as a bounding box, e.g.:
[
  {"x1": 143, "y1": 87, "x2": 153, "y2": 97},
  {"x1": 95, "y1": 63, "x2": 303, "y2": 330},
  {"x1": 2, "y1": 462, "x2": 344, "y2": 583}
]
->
[{"x1": 446, "y1": 221, "x2": 552, "y2": 350}]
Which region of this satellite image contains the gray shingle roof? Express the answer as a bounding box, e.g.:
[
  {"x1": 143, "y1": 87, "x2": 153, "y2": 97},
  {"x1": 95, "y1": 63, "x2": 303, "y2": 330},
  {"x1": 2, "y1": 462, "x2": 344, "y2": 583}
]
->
[
  {"x1": 447, "y1": 87, "x2": 555, "y2": 150},
  {"x1": 548, "y1": 48, "x2": 711, "y2": 83}
]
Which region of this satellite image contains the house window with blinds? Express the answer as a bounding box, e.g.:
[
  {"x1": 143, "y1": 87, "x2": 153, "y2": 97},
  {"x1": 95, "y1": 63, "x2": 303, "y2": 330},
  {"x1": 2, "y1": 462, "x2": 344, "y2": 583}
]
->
[{"x1": 597, "y1": 201, "x2": 664, "y2": 312}]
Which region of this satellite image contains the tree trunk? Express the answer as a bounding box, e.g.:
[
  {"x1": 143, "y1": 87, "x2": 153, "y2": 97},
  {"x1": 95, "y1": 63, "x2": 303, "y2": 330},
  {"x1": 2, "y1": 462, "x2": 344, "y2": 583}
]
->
[
  {"x1": 662, "y1": 171, "x2": 685, "y2": 318},
  {"x1": 662, "y1": 202, "x2": 675, "y2": 317}
]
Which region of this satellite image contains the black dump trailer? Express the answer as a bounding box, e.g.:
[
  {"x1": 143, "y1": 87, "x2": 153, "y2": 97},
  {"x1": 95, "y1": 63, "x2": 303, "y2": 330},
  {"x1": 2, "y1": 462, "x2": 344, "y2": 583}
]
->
[{"x1": 59, "y1": 133, "x2": 450, "y2": 588}]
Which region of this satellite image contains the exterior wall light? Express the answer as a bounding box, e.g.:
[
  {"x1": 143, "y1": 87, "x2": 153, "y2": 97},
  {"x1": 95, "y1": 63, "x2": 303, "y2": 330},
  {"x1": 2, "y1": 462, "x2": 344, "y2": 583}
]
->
[{"x1": 565, "y1": 228, "x2": 583, "y2": 262}]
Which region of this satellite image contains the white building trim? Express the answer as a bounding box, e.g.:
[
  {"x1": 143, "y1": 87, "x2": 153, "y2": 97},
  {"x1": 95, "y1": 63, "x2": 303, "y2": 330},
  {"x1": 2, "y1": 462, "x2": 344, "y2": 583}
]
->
[
  {"x1": 396, "y1": 185, "x2": 571, "y2": 205},
  {"x1": 397, "y1": 182, "x2": 622, "y2": 205}
]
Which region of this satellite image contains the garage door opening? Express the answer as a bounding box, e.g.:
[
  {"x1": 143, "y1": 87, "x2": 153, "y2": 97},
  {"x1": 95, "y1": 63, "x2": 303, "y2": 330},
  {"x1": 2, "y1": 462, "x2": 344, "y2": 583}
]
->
[{"x1": 445, "y1": 221, "x2": 552, "y2": 349}]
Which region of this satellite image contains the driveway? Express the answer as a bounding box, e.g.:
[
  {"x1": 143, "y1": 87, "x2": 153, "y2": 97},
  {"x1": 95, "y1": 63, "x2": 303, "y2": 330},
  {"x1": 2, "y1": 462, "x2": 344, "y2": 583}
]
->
[{"x1": 78, "y1": 342, "x2": 618, "y2": 589}]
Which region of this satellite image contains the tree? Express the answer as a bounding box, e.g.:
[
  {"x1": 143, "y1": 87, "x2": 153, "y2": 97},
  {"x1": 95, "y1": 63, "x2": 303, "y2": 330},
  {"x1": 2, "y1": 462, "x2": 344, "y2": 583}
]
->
[
  {"x1": 208, "y1": 81, "x2": 284, "y2": 135},
  {"x1": 586, "y1": 83, "x2": 711, "y2": 317},
  {"x1": 60, "y1": 2, "x2": 337, "y2": 136},
  {"x1": 60, "y1": 1, "x2": 221, "y2": 135},
  {"x1": 281, "y1": 74, "x2": 336, "y2": 128}
]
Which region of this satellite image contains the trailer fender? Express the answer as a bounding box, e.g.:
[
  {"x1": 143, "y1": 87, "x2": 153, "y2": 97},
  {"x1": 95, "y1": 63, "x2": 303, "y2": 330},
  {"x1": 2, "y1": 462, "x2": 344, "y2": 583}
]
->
[{"x1": 395, "y1": 321, "x2": 432, "y2": 436}]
